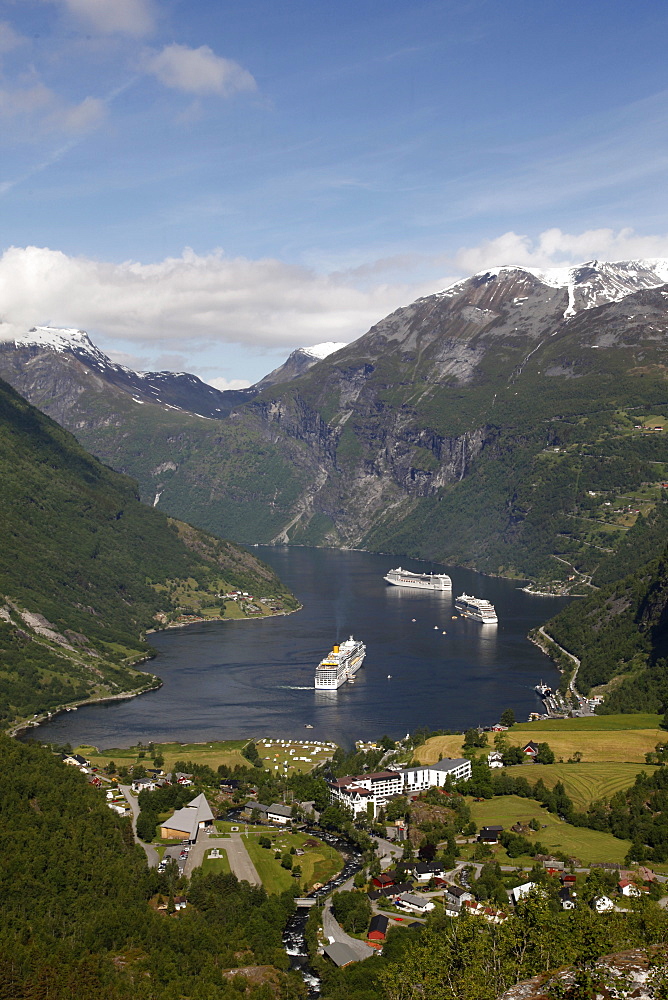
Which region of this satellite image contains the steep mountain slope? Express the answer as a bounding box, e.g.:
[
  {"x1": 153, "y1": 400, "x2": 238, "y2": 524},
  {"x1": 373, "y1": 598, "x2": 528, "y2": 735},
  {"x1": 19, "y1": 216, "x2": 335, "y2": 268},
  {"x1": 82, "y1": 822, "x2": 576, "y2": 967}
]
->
[
  {"x1": 0, "y1": 376, "x2": 296, "y2": 729},
  {"x1": 3, "y1": 259, "x2": 668, "y2": 587}
]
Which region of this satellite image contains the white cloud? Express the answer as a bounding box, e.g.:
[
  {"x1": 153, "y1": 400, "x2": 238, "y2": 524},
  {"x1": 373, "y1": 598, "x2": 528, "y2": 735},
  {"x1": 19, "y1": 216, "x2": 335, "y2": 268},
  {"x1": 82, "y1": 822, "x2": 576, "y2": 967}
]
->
[
  {"x1": 453, "y1": 227, "x2": 668, "y2": 275},
  {"x1": 0, "y1": 245, "x2": 423, "y2": 349},
  {"x1": 145, "y1": 44, "x2": 256, "y2": 97},
  {"x1": 0, "y1": 82, "x2": 105, "y2": 136},
  {"x1": 208, "y1": 376, "x2": 252, "y2": 391},
  {"x1": 2, "y1": 230, "x2": 667, "y2": 363},
  {"x1": 50, "y1": 0, "x2": 155, "y2": 37}
]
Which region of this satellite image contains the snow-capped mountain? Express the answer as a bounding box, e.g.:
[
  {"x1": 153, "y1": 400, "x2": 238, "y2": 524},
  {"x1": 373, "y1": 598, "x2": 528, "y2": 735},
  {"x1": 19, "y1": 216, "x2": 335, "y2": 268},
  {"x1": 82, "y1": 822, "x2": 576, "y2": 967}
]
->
[
  {"x1": 253, "y1": 341, "x2": 348, "y2": 388},
  {"x1": 5, "y1": 325, "x2": 255, "y2": 419},
  {"x1": 436, "y1": 258, "x2": 668, "y2": 318}
]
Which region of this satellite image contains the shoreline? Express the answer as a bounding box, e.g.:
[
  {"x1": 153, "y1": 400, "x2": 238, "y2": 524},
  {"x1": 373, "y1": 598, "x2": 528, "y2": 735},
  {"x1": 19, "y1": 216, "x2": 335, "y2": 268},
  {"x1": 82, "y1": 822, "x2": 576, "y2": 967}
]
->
[
  {"x1": 8, "y1": 674, "x2": 163, "y2": 740},
  {"x1": 8, "y1": 605, "x2": 302, "y2": 741}
]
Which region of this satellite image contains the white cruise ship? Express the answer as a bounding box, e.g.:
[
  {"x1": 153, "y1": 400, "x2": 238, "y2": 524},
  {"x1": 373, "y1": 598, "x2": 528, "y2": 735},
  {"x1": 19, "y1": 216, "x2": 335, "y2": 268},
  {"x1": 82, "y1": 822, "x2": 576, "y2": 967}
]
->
[
  {"x1": 315, "y1": 636, "x2": 366, "y2": 690},
  {"x1": 455, "y1": 593, "x2": 498, "y2": 624},
  {"x1": 384, "y1": 566, "x2": 452, "y2": 591}
]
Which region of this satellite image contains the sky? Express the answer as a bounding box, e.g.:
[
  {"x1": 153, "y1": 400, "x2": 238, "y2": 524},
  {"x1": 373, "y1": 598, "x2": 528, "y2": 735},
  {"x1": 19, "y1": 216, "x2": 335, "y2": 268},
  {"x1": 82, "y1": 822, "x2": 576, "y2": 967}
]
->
[{"x1": 2, "y1": 0, "x2": 668, "y2": 387}]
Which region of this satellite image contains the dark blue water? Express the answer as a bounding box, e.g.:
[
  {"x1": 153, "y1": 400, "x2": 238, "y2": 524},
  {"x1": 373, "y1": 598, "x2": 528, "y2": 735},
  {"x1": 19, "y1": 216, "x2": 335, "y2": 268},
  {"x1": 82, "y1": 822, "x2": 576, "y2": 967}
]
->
[{"x1": 31, "y1": 548, "x2": 566, "y2": 749}]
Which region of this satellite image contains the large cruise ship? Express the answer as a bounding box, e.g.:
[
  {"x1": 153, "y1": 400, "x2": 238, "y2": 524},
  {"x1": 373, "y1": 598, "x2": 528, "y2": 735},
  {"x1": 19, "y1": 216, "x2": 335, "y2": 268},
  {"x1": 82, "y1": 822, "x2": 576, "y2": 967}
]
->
[
  {"x1": 384, "y1": 566, "x2": 452, "y2": 591},
  {"x1": 455, "y1": 593, "x2": 498, "y2": 624},
  {"x1": 315, "y1": 636, "x2": 366, "y2": 690}
]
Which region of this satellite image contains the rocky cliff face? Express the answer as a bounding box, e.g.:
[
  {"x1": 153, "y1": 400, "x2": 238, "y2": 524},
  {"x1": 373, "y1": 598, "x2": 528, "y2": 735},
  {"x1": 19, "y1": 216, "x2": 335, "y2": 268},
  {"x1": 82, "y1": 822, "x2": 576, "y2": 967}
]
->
[{"x1": 3, "y1": 260, "x2": 668, "y2": 583}]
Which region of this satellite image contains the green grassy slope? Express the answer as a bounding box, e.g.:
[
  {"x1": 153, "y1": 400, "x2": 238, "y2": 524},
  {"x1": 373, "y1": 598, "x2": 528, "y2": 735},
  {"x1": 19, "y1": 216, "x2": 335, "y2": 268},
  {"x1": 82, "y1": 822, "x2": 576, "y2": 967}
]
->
[{"x1": 0, "y1": 377, "x2": 297, "y2": 728}]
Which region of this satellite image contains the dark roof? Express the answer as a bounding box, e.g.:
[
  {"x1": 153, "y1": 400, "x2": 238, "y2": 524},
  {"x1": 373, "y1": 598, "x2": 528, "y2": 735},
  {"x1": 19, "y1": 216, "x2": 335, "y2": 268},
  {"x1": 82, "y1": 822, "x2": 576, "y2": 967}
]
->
[
  {"x1": 446, "y1": 885, "x2": 471, "y2": 898},
  {"x1": 369, "y1": 914, "x2": 389, "y2": 935},
  {"x1": 414, "y1": 863, "x2": 444, "y2": 875},
  {"x1": 481, "y1": 826, "x2": 504, "y2": 832},
  {"x1": 523, "y1": 742, "x2": 539, "y2": 752}
]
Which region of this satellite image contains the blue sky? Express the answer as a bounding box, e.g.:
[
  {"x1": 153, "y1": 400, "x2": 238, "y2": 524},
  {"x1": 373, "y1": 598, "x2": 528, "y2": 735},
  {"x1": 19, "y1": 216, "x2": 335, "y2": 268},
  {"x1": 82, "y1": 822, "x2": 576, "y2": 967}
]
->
[{"x1": 2, "y1": 0, "x2": 668, "y2": 386}]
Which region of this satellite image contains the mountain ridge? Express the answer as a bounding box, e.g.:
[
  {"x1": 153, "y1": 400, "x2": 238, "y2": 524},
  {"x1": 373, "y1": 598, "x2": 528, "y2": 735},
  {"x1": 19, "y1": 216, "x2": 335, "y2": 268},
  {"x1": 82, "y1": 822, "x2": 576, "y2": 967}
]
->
[{"x1": 3, "y1": 258, "x2": 668, "y2": 589}]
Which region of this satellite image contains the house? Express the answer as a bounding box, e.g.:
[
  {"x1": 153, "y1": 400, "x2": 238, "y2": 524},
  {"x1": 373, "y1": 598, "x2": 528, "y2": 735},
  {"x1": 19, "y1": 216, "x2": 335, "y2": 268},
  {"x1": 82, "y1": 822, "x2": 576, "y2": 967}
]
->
[
  {"x1": 522, "y1": 742, "x2": 539, "y2": 757},
  {"x1": 324, "y1": 943, "x2": 360, "y2": 968},
  {"x1": 267, "y1": 803, "x2": 292, "y2": 825},
  {"x1": 479, "y1": 825, "x2": 503, "y2": 844},
  {"x1": 173, "y1": 895, "x2": 187, "y2": 911},
  {"x1": 446, "y1": 885, "x2": 475, "y2": 909},
  {"x1": 491, "y1": 724, "x2": 509, "y2": 732},
  {"x1": 619, "y1": 879, "x2": 641, "y2": 897},
  {"x1": 488, "y1": 751, "x2": 504, "y2": 769},
  {"x1": 395, "y1": 893, "x2": 435, "y2": 913},
  {"x1": 373, "y1": 873, "x2": 396, "y2": 889},
  {"x1": 160, "y1": 793, "x2": 215, "y2": 842},
  {"x1": 561, "y1": 873, "x2": 577, "y2": 886},
  {"x1": 413, "y1": 863, "x2": 445, "y2": 883},
  {"x1": 593, "y1": 895, "x2": 614, "y2": 913},
  {"x1": 559, "y1": 888, "x2": 575, "y2": 910},
  {"x1": 132, "y1": 777, "x2": 157, "y2": 793},
  {"x1": 511, "y1": 882, "x2": 536, "y2": 904},
  {"x1": 175, "y1": 772, "x2": 193, "y2": 786},
  {"x1": 63, "y1": 753, "x2": 90, "y2": 768},
  {"x1": 368, "y1": 914, "x2": 389, "y2": 941}
]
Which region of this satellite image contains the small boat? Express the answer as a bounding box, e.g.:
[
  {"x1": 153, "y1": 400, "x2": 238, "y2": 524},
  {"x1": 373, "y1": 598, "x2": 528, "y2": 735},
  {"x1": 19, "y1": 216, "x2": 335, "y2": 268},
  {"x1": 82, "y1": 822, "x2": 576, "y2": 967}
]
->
[
  {"x1": 452, "y1": 616, "x2": 457, "y2": 619},
  {"x1": 411, "y1": 618, "x2": 416, "y2": 622},
  {"x1": 442, "y1": 631, "x2": 447, "y2": 635},
  {"x1": 304, "y1": 724, "x2": 313, "y2": 729},
  {"x1": 433, "y1": 625, "x2": 439, "y2": 630},
  {"x1": 387, "y1": 674, "x2": 392, "y2": 679}
]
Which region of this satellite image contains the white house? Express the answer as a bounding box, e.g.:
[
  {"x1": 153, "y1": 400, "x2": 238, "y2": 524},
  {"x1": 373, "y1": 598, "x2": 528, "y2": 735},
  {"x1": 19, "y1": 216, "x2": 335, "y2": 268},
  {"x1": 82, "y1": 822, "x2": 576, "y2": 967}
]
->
[
  {"x1": 593, "y1": 895, "x2": 614, "y2": 913},
  {"x1": 511, "y1": 882, "x2": 536, "y2": 904},
  {"x1": 395, "y1": 893, "x2": 435, "y2": 913},
  {"x1": 267, "y1": 803, "x2": 292, "y2": 825},
  {"x1": 487, "y1": 751, "x2": 504, "y2": 769},
  {"x1": 619, "y1": 880, "x2": 641, "y2": 898}
]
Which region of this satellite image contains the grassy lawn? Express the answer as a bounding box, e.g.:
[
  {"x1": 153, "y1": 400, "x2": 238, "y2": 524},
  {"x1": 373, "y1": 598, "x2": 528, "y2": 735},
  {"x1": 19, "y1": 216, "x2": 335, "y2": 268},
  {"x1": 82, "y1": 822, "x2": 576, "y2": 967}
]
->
[
  {"x1": 504, "y1": 762, "x2": 656, "y2": 810},
  {"x1": 75, "y1": 739, "x2": 249, "y2": 771},
  {"x1": 466, "y1": 795, "x2": 631, "y2": 864},
  {"x1": 214, "y1": 820, "x2": 266, "y2": 833},
  {"x1": 201, "y1": 849, "x2": 231, "y2": 875},
  {"x1": 414, "y1": 716, "x2": 665, "y2": 766},
  {"x1": 243, "y1": 831, "x2": 343, "y2": 894}
]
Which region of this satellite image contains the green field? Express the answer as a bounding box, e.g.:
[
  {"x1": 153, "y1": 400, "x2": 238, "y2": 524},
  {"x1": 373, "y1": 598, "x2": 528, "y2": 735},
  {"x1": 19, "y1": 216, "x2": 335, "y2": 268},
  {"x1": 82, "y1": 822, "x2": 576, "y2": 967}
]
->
[
  {"x1": 243, "y1": 831, "x2": 343, "y2": 894},
  {"x1": 201, "y1": 848, "x2": 231, "y2": 876},
  {"x1": 415, "y1": 715, "x2": 666, "y2": 766},
  {"x1": 512, "y1": 714, "x2": 663, "y2": 732},
  {"x1": 504, "y1": 762, "x2": 656, "y2": 810},
  {"x1": 75, "y1": 739, "x2": 249, "y2": 771},
  {"x1": 467, "y1": 795, "x2": 631, "y2": 864}
]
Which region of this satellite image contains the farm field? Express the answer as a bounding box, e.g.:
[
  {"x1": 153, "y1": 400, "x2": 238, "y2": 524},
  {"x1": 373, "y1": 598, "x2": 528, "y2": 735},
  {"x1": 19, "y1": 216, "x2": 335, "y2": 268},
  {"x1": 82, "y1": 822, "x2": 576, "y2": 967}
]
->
[
  {"x1": 414, "y1": 715, "x2": 665, "y2": 765},
  {"x1": 512, "y1": 715, "x2": 662, "y2": 732},
  {"x1": 466, "y1": 795, "x2": 631, "y2": 864},
  {"x1": 243, "y1": 830, "x2": 343, "y2": 894},
  {"x1": 75, "y1": 739, "x2": 249, "y2": 771},
  {"x1": 504, "y1": 762, "x2": 656, "y2": 810}
]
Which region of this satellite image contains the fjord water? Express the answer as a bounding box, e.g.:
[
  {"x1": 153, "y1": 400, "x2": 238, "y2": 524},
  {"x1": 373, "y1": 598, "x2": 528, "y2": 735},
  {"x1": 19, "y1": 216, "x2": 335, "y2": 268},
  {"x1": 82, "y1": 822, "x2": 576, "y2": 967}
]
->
[{"x1": 34, "y1": 548, "x2": 566, "y2": 749}]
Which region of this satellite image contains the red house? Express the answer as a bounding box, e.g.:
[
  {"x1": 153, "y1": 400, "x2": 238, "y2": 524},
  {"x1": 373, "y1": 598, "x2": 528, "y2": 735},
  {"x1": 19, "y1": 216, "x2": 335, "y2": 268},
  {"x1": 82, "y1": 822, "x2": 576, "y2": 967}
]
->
[{"x1": 368, "y1": 914, "x2": 389, "y2": 941}]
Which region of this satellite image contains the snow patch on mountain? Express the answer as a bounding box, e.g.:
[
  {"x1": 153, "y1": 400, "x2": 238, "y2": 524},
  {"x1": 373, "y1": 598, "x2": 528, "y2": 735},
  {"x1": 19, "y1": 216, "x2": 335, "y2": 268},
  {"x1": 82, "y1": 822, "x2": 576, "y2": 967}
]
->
[{"x1": 301, "y1": 341, "x2": 347, "y2": 360}]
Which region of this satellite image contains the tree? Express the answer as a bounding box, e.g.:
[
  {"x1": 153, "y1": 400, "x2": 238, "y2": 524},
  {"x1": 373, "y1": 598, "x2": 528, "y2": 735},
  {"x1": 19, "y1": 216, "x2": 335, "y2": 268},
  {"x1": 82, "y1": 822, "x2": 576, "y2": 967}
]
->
[
  {"x1": 536, "y1": 742, "x2": 555, "y2": 764},
  {"x1": 500, "y1": 708, "x2": 516, "y2": 727}
]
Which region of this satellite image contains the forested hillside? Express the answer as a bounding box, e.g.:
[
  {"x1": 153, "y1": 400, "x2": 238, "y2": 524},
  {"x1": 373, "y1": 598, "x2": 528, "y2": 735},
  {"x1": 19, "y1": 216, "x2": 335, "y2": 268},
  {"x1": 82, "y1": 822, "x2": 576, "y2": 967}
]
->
[
  {"x1": 0, "y1": 735, "x2": 300, "y2": 999},
  {"x1": 544, "y1": 501, "x2": 668, "y2": 711},
  {"x1": 0, "y1": 377, "x2": 297, "y2": 728}
]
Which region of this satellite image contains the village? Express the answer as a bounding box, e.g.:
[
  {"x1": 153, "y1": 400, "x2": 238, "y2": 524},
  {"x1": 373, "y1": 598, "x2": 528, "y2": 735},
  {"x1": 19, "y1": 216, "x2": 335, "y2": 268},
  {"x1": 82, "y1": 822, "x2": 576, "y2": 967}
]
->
[{"x1": 59, "y1": 711, "x2": 668, "y2": 971}]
